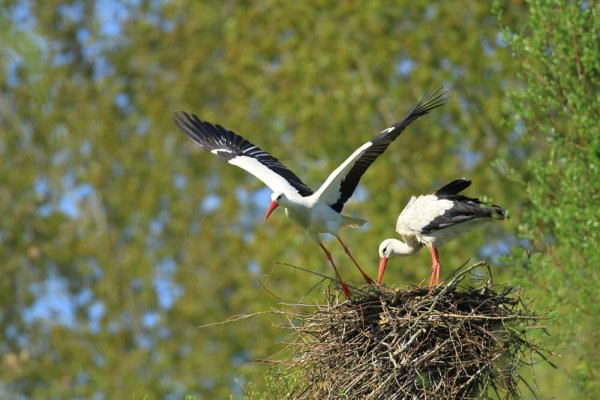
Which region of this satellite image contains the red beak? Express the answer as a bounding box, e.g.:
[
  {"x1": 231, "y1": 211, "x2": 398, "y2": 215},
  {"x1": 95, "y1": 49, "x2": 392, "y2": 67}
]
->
[
  {"x1": 377, "y1": 256, "x2": 388, "y2": 284},
  {"x1": 264, "y1": 201, "x2": 279, "y2": 222}
]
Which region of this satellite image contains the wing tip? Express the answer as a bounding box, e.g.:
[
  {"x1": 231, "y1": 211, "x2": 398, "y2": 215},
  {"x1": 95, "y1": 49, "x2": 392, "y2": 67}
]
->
[
  {"x1": 173, "y1": 110, "x2": 217, "y2": 149},
  {"x1": 413, "y1": 85, "x2": 449, "y2": 115},
  {"x1": 381, "y1": 86, "x2": 448, "y2": 135},
  {"x1": 434, "y1": 178, "x2": 472, "y2": 196},
  {"x1": 492, "y1": 204, "x2": 508, "y2": 220},
  {"x1": 173, "y1": 110, "x2": 198, "y2": 128},
  {"x1": 457, "y1": 177, "x2": 472, "y2": 186}
]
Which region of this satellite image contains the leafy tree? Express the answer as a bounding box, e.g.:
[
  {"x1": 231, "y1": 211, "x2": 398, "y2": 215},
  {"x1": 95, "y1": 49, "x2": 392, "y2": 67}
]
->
[
  {"x1": 499, "y1": 0, "x2": 600, "y2": 397},
  {"x1": 1, "y1": 1, "x2": 529, "y2": 398}
]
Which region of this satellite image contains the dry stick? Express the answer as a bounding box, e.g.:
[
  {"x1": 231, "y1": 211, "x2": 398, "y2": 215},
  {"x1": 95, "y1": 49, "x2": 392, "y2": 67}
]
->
[
  {"x1": 195, "y1": 310, "x2": 274, "y2": 331},
  {"x1": 281, "y1": 260, "x2": 551, "y2": 398},
  {"x1": 273, "y1": 260, "x2": 337, "y2": 284},
  {"x1": 196, "y1": 261, "x2": 343, "y2": 332}
]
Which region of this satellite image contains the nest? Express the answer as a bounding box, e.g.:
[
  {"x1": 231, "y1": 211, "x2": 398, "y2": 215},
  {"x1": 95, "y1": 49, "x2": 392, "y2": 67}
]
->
[{"x1": 275, "y1": 262, "x2": 551, "y2": 399}]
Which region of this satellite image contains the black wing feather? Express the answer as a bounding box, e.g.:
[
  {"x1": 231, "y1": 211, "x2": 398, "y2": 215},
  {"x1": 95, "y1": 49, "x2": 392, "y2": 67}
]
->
[
  {"x1": 330, "y1": 87, "x2": 448, "y2": 212},
  {"x1": 434, "y1": 178, "x2": 472, "y2": 196},
  {"x1": 174, "y1": 112, "x2": 314, "y2": 197},
  {"x1": 421, "y1": 194, "x2": 506, "y2": 234}
]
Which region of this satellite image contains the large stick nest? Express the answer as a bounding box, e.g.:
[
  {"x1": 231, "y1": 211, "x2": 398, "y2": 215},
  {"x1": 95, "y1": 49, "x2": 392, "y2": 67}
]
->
[{"x1": 275, "y1": 262, "x2": 551, "y2": 399}]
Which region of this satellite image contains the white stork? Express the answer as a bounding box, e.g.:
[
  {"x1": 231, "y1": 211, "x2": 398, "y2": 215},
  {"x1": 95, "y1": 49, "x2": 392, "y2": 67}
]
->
[
  {"x1": 174, "y1": 89, "x2": 446, "y2": 298},
  {"x1": 377, "y1": 178, "x2": 506, "y2": 288}
]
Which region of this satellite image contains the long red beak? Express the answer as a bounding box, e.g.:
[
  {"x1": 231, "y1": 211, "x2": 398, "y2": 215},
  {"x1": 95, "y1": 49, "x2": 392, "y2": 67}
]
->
[
  {"x1": 378, "y1": 256, "x2": 388, "y2": 284},
  {"x1": 264, "y1": 201, "x2": 279, "y2": 222}
]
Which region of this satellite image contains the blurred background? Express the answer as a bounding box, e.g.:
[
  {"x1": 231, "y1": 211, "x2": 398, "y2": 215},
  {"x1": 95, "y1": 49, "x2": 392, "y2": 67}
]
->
[{"x1": 1, "y1": 1, "x2": 598, "y2": 398}]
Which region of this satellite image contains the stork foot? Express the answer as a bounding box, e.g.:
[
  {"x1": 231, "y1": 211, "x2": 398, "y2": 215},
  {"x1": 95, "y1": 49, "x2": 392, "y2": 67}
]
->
[
  {"x1": 361, "y1": 272, "x2": 375, "y2": 286},
  {"x1": 339, "y1": 282, "x2": 352, "y2": 299}
]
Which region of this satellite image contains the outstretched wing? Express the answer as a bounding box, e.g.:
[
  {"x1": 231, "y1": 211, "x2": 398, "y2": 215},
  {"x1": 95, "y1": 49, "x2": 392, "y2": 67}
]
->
[
  {"x1": 174, "y1": 112, "x2": 314, "y2": 196},
  {"x1": 314, "y1": 88, "x2": 448, "y2": 212}
]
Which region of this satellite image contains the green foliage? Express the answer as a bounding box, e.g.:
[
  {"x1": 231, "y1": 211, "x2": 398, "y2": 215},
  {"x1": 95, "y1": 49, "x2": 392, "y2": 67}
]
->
[
  {"x1": 0, "y1": 0, "x2": 552, "y2": 398},
  {"x1": 499, "y1": 0, "x2": 600, "y2": 397},
  {"x1": 242, "y1": 368, "x2": 304, "y2": 400}
]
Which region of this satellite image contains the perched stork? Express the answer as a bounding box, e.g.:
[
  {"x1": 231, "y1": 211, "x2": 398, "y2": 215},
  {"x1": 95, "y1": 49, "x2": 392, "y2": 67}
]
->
[
  {"x1": 174, "y1": 89, "x2": 446, "y2": 298},
  {"x1": 377, "y1": 178, "x2": 506, "y2": 288}
]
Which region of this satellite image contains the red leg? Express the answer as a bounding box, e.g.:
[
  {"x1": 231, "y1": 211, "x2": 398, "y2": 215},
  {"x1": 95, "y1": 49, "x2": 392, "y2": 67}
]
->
[
  {"x1": 433, "y1": 247, "x2": 441, "y2": 286},
  {"x1": 319, "y1": 242, "x2": 352, "y2": 298},
  {"x1": 428, "y1": 266, "x2": 435, "y2": 288},
  {"x1": 427, "y1": 244, "x2": 437, "y2": 290},
  {"x1": 336, "y1": 236, "x2": 375, "y2": 285}
]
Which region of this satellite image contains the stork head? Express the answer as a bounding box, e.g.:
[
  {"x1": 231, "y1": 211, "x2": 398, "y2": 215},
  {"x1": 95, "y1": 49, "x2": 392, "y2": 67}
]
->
[
  {"x1": 264, "y1": 192, "x2": 284, "y2": 222},
  {"x1": 377, "y1": 239, "x2": 395, "y2": 284},
  {"x1": 378, "y1": 239, "x2": 396, "y2": 260},
  {"x1": 377, "y1": 239, "x2": 417, "y2": 284}
]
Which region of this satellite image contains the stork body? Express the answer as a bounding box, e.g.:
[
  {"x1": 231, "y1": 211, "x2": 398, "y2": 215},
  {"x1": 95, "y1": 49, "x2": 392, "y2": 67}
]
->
[
  {"x1": 174, "y1": 89, "x2": 446, "y2": 298},
  {"x1": 378, "y1": 178, "x2": 506, "y2": 288}
]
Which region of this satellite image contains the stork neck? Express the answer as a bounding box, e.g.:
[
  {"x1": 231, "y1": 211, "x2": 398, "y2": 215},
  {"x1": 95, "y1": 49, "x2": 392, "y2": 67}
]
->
[
  {"x1": 277, "y1": 192, "x2": 307, "y2": 208},
  {"x1": 388, "y1": 239, "x2": 420, "y2": 256}
]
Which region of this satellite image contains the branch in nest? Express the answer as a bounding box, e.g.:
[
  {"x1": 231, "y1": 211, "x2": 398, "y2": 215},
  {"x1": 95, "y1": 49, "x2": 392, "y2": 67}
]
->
[{"x1": 273, "y1": 261, "x2": 553, "y2": 399}]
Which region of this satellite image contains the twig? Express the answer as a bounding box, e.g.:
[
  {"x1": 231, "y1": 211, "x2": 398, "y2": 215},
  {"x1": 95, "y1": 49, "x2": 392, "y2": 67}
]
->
[{"x1": 272, "y1": 261, "x2": 552, "y2": 399}]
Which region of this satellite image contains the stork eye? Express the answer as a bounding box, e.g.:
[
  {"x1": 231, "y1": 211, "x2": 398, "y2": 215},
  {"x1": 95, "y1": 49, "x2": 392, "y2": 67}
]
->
[{"x1": 277, "y1": 195, "x2": 282, "y2": 201}]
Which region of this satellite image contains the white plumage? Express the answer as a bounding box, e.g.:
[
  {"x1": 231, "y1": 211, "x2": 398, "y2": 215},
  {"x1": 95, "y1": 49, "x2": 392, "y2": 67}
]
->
[
  {"x1": 174, "y1": 89, "x2": 446, "y2": 298},
  {"x1": 378, "y1": 178, "x2": 506, "y2": 288}
]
